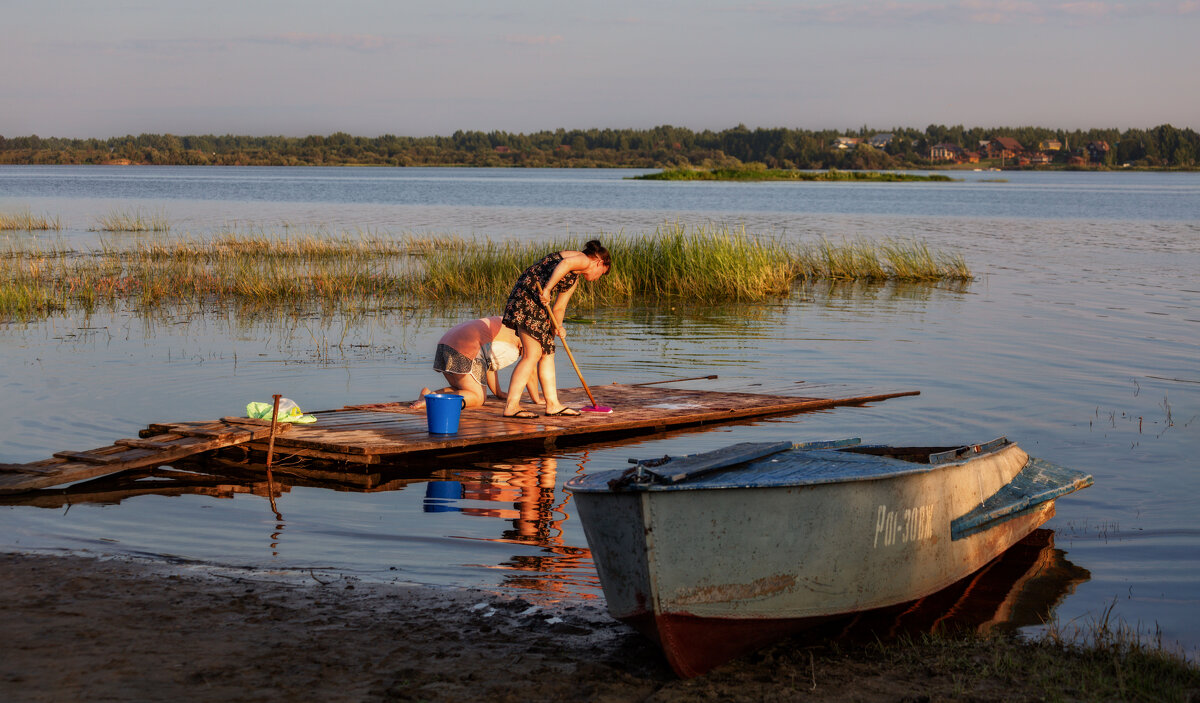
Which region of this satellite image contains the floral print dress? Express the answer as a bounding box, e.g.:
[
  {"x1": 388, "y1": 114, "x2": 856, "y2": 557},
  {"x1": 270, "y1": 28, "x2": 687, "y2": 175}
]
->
[{"x1": 502, "y1": 252, "x2": 579, "y2": 355}]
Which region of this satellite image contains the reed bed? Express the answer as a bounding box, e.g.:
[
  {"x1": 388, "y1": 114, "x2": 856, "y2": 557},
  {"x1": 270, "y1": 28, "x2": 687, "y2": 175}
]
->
[
  {"x1": 0, "y1": 210, "x2": 62, "y2": 231},
  {"x1": 91, "y1": 208, "x2": 172, "y2": 233},
  {"x1": 0, "y1": 226, "x2": 971, "y2": 321},
  {"x1": 420, "y1": 223, "x2": 972, "y2": 305}
]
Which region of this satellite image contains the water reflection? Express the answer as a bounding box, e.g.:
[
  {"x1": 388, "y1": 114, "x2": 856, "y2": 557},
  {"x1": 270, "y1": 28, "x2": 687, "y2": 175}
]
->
[
  {"x1": 791, "y1": 529, "x2": 1090, "y2": 646},
  {"x1": 424, "y1": 455, "x2": 598, "y2": 598},
  {"x1": 2, "y1": 449, "x2": 1088, "y2": 631}
]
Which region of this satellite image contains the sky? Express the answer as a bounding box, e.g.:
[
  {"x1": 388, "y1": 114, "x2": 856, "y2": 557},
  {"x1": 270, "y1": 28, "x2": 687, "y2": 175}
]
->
[{"x1": 2, "y1": 0, "x2": 1198, "y2": 138}]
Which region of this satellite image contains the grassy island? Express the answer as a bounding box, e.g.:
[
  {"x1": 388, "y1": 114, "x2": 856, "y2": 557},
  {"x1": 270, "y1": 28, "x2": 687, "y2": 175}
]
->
[
  {"x1": 0, "y1": 223, "x2": 971, "y2": 321},
  {"x1": 634, "y1": 168, "x2": 955, "y2": 182}
]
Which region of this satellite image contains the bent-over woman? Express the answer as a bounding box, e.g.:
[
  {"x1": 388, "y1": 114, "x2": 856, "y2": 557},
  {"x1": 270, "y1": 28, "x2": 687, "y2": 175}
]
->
[
  {"x1": 412, "y1": 316, "x2": 542, "y2": 410},
  {"x1": 501, "y1": 240, "x2": 611, "y2": 419}
]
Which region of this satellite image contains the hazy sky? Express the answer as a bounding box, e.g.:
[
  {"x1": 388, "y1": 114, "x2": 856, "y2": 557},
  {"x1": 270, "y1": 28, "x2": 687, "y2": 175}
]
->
[{"x1": 3, "y1": 0, "x2": 1197, "y2": 138}]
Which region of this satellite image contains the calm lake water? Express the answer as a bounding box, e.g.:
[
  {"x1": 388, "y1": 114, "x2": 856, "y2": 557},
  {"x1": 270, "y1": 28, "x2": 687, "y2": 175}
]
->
[{"x1": 2, "y1": 166, "x2": 1197, "y2": 655}]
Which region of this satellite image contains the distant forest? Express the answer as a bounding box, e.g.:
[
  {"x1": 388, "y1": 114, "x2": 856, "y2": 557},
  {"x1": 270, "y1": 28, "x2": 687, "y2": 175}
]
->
[{"x1": 1, "y1": 124, "x2": 1196, "y2": 169}]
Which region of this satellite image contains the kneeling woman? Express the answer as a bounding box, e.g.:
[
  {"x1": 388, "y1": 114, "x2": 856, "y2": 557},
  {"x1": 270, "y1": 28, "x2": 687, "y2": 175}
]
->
[
  {"x1": 501, "y1": 240, "x2": 611, "y2": 419},
  {"x1": 412, "y1": 316, "x2": 542, "y2": 409}
]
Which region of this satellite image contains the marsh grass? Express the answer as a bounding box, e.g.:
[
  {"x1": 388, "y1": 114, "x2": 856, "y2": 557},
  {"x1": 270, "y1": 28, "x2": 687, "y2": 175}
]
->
[
  {"x1": 419, "y1": 223, "x2": 971, "y2": 307},
  {"x1": 0, "y1": 225, "x2": 972, "y2": 321},
  {"x1": 851, "y1": 604, "x2": 1200, "y2": 702},
  {"x1": 91, "y1": 208, "x2": 172, "y2": 233},
  {"x1": 0, "y1": 210, "x2": 62, "y2": 231}
]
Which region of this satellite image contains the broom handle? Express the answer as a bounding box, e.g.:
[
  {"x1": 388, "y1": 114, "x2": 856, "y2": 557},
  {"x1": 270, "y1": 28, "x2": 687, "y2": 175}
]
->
[{"x1": 535, "y1": 282, "x2": 599, "y2": 408}]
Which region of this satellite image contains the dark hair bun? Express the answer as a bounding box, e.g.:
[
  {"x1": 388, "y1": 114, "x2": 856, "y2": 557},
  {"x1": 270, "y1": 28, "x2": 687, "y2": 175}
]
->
[{"x1": 582, "y1": 239, "x2": 611, "y2": 266}]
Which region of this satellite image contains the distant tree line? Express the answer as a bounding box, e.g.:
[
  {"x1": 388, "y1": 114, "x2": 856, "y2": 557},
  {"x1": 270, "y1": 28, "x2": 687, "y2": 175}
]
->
[{"x1": 0, "y1": 124, "x2": 1195, "y2": 169}]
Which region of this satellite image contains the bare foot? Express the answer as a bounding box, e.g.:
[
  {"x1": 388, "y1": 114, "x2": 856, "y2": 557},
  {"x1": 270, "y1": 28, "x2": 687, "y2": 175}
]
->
[{"x1": 409, "y1": 387, "x2": 432, "y2": 410}]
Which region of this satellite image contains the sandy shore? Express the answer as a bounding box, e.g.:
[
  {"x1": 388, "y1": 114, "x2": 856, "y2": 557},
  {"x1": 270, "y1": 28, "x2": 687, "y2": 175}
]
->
[{"x1": 0, "y1": 552, "x2": 1027, "y2": 702}]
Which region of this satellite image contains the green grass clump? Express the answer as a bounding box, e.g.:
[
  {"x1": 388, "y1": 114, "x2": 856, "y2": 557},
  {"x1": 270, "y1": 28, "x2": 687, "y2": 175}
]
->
[
  {"x1": 851, "y1": 610, "x2": 1200, "y2": 703},
  {"x1": 790, "y1": 237, "x2": 971, "y2": 282},
  {"x1": 420, "y1": 223, "x2": 971, "y2": 306},
  {"x1": 91, "y1": 208, "x2": 171, "y2": 232},
  {"x1": 0, "y1": 210, "x2": 62, "y2": 231}
]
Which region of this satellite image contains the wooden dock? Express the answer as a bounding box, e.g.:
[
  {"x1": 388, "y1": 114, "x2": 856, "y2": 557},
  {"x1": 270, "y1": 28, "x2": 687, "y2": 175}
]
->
[{"x1": 0, "y1": 382, "x2": 918, "y2": 494}]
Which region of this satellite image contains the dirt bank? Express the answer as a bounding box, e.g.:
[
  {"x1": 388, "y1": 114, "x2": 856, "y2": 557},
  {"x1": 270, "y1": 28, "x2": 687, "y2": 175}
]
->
[{"x1": 3, "y1": 552, "x2": 1182, "y2": 702}]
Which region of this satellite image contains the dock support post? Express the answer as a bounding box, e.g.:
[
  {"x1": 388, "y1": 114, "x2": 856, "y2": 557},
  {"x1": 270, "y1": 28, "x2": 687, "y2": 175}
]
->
[{"x1": 265, "y1": 394, "x2": 283, "y2": 520}]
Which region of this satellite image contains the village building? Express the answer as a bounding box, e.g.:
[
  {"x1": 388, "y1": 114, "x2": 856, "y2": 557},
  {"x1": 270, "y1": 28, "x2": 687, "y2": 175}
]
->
[
  {"x1": 929, "y1": 143, "x2": 965, "y2": 162},
  {"x1": 833, "y1": 137, "x2": 861, "y2": 150},
  {"x1": 1039, "y1": 139, "x2": 1063, "y2": 152},
  {"x1": 868, "y1": 133, "x2": 894, "y2": 149},
  {"x1": 986, "y1": 137, "x2": 1024, "y2": 160},
  {"x1": 1087, "y1": 141, "x2": 1111, "y2": 163}
]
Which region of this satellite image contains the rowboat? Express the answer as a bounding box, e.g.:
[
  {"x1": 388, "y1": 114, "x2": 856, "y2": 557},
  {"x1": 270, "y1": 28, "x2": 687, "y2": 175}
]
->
[{"x1": 564, "y1": 437, "x2": 1093, "y2": 677}]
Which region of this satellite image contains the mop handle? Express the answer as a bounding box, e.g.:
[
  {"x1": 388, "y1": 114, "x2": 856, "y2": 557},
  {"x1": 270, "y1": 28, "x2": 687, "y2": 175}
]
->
[{"x1": 534, "y1": 282, "x2": 599, "y2": 409}]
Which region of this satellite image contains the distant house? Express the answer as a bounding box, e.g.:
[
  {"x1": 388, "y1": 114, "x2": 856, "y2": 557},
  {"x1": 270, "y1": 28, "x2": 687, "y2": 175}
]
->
[
  {"x1": 986, "y1": 137, "x2": 1024, "y2": 159},
  {"x1": 1087, "y1": 141, "x2": 1111, "y2": 163},
  {"x1": 1039, "y1": 139, "x2": 1063, "y2": 152},
  {"x1": 833, "y1": 137, "x2": 861, "y2": 150},
  {"x1": 1028, "y1": 152, "x2": 1052, "y2": 165},
  {"x1": 868, "y1": 133, "x2": 894, "y2": 149},
  {"x1": 929, "y1": 143, "x2": 965, "y2": 162},
  {"x1": 494, "y1": 146, "x2": 511, "y2": 153}
]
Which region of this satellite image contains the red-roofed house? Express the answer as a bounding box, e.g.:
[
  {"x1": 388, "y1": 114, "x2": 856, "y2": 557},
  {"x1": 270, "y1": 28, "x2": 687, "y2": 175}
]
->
[{"x1": 986, "y1": 137, "x2": 1024, "y2": 159}]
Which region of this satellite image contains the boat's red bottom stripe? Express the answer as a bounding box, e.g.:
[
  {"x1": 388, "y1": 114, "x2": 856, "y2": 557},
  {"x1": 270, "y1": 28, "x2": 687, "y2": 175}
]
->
[{"x1": 621, "y1": 611, "x2": 834, "y2": 678}]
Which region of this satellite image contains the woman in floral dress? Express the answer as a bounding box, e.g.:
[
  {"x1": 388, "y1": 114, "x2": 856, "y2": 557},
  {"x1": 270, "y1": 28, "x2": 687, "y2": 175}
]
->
[{"x1": 501, "y1": 240, "x2": 611, "y2": 418}]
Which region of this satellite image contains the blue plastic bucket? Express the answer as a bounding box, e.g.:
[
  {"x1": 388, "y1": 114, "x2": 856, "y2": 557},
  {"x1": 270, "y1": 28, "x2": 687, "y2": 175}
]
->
[{"x1": 425, "y1": 393, "x2": 465, "y2": 434}]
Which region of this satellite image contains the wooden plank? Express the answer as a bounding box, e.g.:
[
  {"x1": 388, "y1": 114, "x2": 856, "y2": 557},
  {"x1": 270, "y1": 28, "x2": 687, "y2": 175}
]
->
[
  {"x1": 114, "y1": 437, "x2": 181, "y2": 450},
  {"x1": 52, "y1": 449, "x2": 138, "y2": 465},
  {"x1": 0, "y1": 421, "x2": 292, "y2": 494},
  {"x1": 626, "y1": 441, "x2": 795, "y2": 486},
  {"x1": 241, "y1": 442, "x2": 383, "y2": 464}
]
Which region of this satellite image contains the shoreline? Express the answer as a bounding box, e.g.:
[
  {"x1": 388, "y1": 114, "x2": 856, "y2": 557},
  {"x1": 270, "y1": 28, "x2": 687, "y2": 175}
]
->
[{"x1": 5, "y1": 551, "x2": 1195, "y2": 702}]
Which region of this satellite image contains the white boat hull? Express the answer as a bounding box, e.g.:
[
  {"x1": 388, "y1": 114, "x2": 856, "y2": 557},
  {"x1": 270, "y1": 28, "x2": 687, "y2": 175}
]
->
[{"x1": 569, "y1": 441, "x2": 1088, "y2": 676}]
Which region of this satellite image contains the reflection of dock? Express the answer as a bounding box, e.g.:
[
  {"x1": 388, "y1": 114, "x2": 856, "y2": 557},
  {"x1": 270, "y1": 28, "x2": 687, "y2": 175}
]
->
[{"x1": 0, "y1": 383, "x2": 917, "y2": 493}]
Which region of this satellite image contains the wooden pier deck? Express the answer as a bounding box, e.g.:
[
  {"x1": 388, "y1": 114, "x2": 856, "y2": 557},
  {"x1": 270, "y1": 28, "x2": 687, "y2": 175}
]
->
[{"x1": 0, "y1": 382, "x2": 918, "y2": 494}]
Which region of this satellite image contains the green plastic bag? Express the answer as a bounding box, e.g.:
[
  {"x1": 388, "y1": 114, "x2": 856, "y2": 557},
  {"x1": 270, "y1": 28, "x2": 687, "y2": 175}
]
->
[{"x1": 245, "y1": 398, "x2": 317, "y2": 424}]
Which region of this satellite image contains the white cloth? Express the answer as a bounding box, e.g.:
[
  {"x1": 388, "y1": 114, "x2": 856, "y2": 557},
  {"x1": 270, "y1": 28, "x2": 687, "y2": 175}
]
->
[{"x1": 484, "y1": 340, "x2": 520, "y2": 371}]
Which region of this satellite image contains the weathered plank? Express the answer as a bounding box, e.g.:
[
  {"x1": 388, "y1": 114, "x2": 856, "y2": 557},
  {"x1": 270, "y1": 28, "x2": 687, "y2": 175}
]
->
[{"x1": 0, "y1": 420, "x2": 291, "y2": 493}]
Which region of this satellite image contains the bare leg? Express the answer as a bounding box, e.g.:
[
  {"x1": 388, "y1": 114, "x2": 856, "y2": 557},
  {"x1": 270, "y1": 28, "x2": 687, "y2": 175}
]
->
[
  {"x1": 504, "y1": 329, "x2": 543, "y2": 416},
  {"x1": 410, "y1": 376, "x2": 481, "y2": 409},
  {"x1": 445, "y1": 372, "x2": 487, "y2": 408},
  {"x1": 409, "y1": 387, "x2": 433, "y2": 409},
  {"x1": 538, "y1": 352, "x2": 567, "y2": 415}
]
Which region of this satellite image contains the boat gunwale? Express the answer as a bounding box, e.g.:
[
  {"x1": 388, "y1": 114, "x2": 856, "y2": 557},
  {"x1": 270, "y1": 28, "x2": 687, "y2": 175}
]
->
[{"x1": 565, "y1": 439, "x2": 1025, "y2": 493}]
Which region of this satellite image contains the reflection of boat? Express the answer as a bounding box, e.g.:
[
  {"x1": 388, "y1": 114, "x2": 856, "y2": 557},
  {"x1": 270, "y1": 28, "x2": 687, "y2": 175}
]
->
[
  {"x1": 565, "y1": 437, "x2": 1093, "y2": 677},
  {"x1": 825, "y1": 528, "x2": 1089, "y2": 642}
]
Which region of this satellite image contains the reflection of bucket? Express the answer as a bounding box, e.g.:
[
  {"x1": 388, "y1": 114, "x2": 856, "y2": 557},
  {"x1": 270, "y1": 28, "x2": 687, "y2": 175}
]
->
[
  {"x1": 425, "y1": 480, "x2": 464, "y2": 500},
  {"x1": 424, "y1": 480, "x2": 464, "y2": 512},
  {"x1": 425, "y1": 393, "x2": 465, "y2": 434}
]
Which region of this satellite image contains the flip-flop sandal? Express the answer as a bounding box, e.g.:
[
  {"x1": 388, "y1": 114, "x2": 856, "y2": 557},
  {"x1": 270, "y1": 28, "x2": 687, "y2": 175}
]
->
[
  {"x1": 546, "y1": 407, "x2": 581, "y2": 416},
  {"x1": 503, "y1": 410, "x2": 539, "y2": 419}
]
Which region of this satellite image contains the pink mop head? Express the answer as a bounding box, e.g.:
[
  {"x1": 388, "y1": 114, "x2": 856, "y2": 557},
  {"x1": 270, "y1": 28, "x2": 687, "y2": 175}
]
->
[{"x1": 581, "y1": 405, "x2": 613, "y2": 413}]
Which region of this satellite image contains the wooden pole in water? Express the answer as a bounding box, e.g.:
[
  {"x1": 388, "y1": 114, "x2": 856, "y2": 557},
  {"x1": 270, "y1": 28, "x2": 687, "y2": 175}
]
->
[{"x1": 264, "y1": 394, "x2": 283, "y2": 520}]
